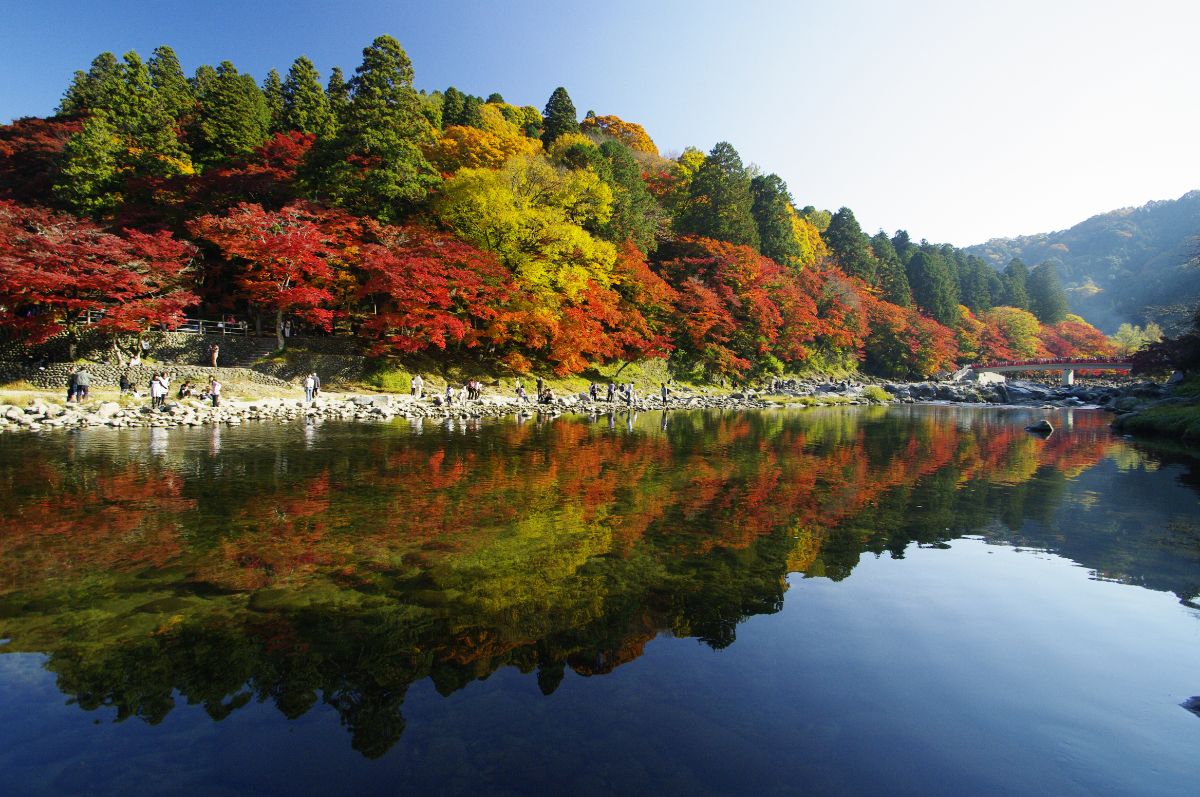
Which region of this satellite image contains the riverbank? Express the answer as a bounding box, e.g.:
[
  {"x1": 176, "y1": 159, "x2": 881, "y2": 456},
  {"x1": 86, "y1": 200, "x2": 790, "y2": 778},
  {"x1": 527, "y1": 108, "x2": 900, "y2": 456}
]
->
[
  {"x1": 1108, "y1": 376, "x2": 1200, "y2": 441},
  {"x1": 0, "y1": 373, "x2": 1169, "y2": 434}
]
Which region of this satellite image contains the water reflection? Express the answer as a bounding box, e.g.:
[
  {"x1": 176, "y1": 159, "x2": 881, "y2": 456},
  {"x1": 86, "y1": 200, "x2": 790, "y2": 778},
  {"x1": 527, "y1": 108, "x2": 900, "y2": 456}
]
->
[{"x1": 0, "y1": 406, "x2": 1197, "y2": 760}]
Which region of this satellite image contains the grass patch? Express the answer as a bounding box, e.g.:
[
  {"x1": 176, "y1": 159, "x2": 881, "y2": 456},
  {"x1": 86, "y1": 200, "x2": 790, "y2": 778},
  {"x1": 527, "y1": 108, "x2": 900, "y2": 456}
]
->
[
  {"x1": 862, "y1": 385, "x2": 893, "y2": 403},
  {"x1": 1117, "y1": 405, "x2": 1200, "y2": 441}
]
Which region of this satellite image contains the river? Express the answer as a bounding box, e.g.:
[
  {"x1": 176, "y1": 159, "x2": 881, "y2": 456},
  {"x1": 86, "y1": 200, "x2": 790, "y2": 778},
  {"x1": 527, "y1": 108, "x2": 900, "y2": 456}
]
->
[{"x1": 0, "y1": 406, "x2": 1197, "y2": 796}]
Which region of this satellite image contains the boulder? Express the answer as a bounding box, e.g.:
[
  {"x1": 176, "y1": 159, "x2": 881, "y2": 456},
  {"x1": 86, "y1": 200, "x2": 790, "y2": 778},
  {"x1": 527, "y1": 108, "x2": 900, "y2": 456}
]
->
[
  {"x1": 96, "y1": 402, "x2": 122, "y2": 419},
  {"x1": 354, "y1": 395, "x2": 392, "y2": 408},
  {"x1": 1025, "y1": 419, "x2": 1054, "y2": 434}
]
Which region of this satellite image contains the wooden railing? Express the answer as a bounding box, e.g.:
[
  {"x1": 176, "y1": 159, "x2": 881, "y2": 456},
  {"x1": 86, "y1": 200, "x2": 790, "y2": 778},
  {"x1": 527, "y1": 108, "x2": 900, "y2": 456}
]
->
[{"x1": 83, "y1": 310, "x2": 263, "y2": 336}]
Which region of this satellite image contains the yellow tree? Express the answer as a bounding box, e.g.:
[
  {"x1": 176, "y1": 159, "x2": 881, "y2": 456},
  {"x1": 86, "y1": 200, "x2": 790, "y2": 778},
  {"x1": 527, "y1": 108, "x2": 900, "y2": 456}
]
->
[
  {"x1": 579, "y1": 114, "x2": 658, "y2": 154},
  {"x1": 437, "y1": 154, "x2": 616, "y2": 303}
]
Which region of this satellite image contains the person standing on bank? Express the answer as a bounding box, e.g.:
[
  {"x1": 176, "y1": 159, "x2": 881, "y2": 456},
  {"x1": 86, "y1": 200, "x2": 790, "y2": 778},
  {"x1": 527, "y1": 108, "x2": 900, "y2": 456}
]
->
[
  {"x1": 303, "y1": 373, "x2": 315, "y2": 403},
  {"x1": 209, "y1": 343, "x2": 219, "y2": 367},
  {"x1": 75, "y1": 366, "x2": 90, "y2": 402},
  {"x1": 311, "y1": 372, "x2": 320, "y2": 398},
  {"x1": 411, "y1": 373, "x2": 423, "y2": 397},
  {"x1": 661, "y1": 382, "x2": 669, "y2": 405},
  {"x1": 209, "y1": 377, "x2": 221, "y2": 407},
  {"x1": 66, "y1": 367, "x2": 79, "y2": 402}
]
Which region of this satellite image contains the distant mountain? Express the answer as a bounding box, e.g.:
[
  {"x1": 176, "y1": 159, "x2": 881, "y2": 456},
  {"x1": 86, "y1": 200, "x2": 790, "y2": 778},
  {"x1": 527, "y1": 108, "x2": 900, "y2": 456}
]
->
[{"x1": 966, "y1": 191, "x2": 1200, "y2": 333}]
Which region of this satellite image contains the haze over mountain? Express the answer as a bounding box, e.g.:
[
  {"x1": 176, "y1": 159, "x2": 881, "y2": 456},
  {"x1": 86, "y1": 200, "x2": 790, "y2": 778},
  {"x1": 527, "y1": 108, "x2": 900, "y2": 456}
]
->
[{"x1": 966, "y1": 191, "x2": 1200, "y2": 333}]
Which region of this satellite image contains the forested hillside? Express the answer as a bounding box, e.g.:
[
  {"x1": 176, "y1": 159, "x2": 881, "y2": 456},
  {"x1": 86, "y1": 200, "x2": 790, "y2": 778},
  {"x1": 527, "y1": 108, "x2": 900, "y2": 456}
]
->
[
  {"x1": 0, "y1": 36, "x2": 1119, "y2": 380},
  {"x1": 967, "y1": 192, "x2": 1200, "y2": 333}
]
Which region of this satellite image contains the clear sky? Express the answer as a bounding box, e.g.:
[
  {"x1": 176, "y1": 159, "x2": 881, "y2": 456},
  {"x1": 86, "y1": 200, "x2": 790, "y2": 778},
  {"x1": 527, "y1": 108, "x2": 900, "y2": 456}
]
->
[{"x1": 3, "y1": 0, "x2": 1197, "y2": 245}]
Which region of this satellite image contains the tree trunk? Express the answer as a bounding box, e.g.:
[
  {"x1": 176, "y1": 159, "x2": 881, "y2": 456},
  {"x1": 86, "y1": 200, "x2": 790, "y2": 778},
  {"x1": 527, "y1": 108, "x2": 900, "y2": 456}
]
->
[{"x1": 275, "y1": 309, "x2": 285, "y2": 351}]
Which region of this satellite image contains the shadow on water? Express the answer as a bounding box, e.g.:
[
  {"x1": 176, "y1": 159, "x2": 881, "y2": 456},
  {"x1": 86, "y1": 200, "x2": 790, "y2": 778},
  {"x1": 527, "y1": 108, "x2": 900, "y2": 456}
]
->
[{"x1": 0, "y1": 405, "x2": 1198, "y2": 758}]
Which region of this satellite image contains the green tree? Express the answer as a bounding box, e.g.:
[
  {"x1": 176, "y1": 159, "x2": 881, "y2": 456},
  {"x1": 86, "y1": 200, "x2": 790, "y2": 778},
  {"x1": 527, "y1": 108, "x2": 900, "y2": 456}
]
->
[
  {"x1": 281, "y1": 56, "x2": 334, "y2": 137},
  {"x1": 460, "y1": 95, "x2": 485, "y2": 129},
  {"x1": 871, "y1": 232, "x2": 912, "y2": 306},
  {"x1": 1110, "y1": 322, "x2": 1163, "y2": 356},
  {"x1": 262, "y1": 69, "x2": 285, "y2": 133},
  {"x1": 891, "y1": 229, "x2": 916, "y2": 264},
  {"x1": 325, "y1": 66, "x2": 350, "y2": 128},
  {"x1": 1002, "y1": 258, "x2": 1031, "y2": 310},
  {"x1": 800, "y1": 206, "x2": 832, "y2": 232},
  {"x1": 597, "y1": 140, "x2": 661, "y2": 252},
  {"x1": 540, "y1": 87, "x2": 578, "y2": 147},
  {"x1": 118, "y1": 51, "x2": 189, "y2": 173},
  {"x1": 824, "y1": 207, "x2": 876, "y2": 283},
  {"x1": 191, "y1": 64, "x2": 218, "y2": 97},
  {"x1": 148, "y1": 46, "x2": 193, "y2": 120},
  {"x1": 57, "y1": 52, "x2": 125, "y2": 115},
  {"x1": 190, "y1": 61, "x2": 271, "y2": 165},
  {"x1": 1028, "y1": 261, "x2": 1069, "y2": 323},
  {"x1": 52, "y1": 110, "x2": 124, "y2": 216},
  {"x1": 750, "y1": 174, "x2": 801, "y2": 266},
  {"x1": 442, "y1": 86, "x2": 465, "y2": 127},
  {"x1": 907, "y1": 249, "x2": 959, "y2": 325},
  {"x1": 306, "y1": 35, "x2": 438, "y2": 221},
  {"x1": 677, "y1": 141, "x2": 759, "y2": 249},
  {"x1": 957, "y1": 255, "x2": 995, "y2": 314},
  {"x1": 486, "y1": 92, "x2": 504, "y2": 104}
]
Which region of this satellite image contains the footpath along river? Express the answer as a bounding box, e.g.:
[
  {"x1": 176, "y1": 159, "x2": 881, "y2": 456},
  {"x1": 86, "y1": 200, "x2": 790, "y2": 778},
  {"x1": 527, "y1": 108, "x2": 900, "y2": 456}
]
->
[{"x1": 0, "y1": 405, "x2": 1198, "y2": 796}]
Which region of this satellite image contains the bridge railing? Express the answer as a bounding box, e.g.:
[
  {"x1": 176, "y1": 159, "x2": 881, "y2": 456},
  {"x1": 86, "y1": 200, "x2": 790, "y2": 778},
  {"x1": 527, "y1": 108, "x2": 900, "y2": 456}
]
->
[{"x1": 972, "y1": 357, "x2": 1131, "y2": 369}]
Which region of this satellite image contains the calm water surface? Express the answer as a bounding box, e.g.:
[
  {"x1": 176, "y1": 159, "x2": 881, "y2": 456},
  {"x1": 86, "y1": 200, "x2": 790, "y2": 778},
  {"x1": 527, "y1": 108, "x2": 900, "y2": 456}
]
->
[{"x1": 0, "y1": 406, "x2": 1198, "y2": 796}]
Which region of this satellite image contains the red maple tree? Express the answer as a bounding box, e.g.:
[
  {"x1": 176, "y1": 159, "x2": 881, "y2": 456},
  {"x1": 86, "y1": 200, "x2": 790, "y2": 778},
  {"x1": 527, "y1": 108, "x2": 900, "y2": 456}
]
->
[{"x1": 0, "y1": 200, "x2": 196, "y2": 358}]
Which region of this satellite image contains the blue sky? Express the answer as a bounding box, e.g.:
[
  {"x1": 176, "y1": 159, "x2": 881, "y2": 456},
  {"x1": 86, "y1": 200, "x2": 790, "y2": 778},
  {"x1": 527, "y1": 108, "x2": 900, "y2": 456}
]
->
[{"x1": 3, "y1": 0, "x2": 1198, "y2": 245}]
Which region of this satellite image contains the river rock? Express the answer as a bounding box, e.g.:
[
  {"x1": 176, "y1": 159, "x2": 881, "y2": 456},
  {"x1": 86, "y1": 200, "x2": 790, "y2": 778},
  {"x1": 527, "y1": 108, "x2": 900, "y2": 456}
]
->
[
  {"x1": 1025, "y1": 419, "x2": 1054, "y2": 434},
  {"x1": 96, "y1": 401, "x2": 122, "y2": 418}
]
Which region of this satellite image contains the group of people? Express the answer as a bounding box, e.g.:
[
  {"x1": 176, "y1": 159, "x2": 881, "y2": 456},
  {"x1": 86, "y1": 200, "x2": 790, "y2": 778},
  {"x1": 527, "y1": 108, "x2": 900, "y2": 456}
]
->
[
  {"x1": 303, "y1": 372, "x2": 321, "y2": 402},
  {"x1": 66, "y1": 366, "x2": 91, "y2": 402},
  {"x1": 148, "y1": 372, "x2": 172, "y2": 407}
]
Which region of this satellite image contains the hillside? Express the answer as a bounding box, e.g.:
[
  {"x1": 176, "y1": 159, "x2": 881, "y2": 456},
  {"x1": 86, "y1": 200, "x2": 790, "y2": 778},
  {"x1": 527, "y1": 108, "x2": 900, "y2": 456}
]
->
[{"x1": 966, "y1": 191, "x2": 1200, "y2": 333}]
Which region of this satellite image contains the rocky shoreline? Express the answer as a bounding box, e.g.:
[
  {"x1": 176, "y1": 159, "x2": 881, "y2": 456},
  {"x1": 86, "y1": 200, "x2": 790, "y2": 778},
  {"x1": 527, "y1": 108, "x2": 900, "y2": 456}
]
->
[{"x1": 0, "y1": 375, "x2": 1172, "y2": 434}]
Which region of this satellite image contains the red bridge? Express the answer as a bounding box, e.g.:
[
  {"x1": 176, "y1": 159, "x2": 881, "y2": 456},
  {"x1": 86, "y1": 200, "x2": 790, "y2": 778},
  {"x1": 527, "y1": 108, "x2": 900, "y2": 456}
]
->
[{"x1": 960, "y1": 358, "x2": 1133, "y2": 386}]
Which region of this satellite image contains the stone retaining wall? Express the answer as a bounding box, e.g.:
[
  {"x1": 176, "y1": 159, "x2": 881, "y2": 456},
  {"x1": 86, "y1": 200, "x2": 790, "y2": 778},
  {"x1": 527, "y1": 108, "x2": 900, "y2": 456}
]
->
[{"x1": 25, "y1": 363, "x2": 293, "y2": 391}]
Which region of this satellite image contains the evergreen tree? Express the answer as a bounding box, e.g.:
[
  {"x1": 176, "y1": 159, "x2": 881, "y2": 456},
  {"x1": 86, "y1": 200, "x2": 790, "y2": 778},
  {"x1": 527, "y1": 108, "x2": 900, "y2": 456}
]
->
[
  {"x1": 540, "y1": 87, "x2": 578, "y2": 146},
  {"x1": 191, "y1": 64, "x2": 218, "y2": 97},
  {"x1": 1028, "y1": 261, "x2": 1069, "y2": 323},
  {"x1": 598, "y1": 140, "x2": 660, "y2": 252},
  {"x1": 891, "y1": 229, "x2": 916, "y2": 264},
  {"x1": 750, "y1": 174, "x2": 801, "y2": 266},
  {"x1": 325, "y1": 66, "x2": 350, "y2": 128},
  {"x1": 52, "y1": 110, "x2": 124, "y2": 216},
  {"x1": 824, "y1": 207, "x2": 876, "y2": 283},
  {"x1": 57, "y1": 52, "x2": 125, "y2": 115},
  {"x1": 957, "y1": 255, "x2": 995, "y2": 314},
  {"x1": 1002, "y1": 258, "x2": 1031, "y2": 310},
  {"x1": 677, "y1": 141, "x2": 759, "y2": 248},
  {"x1": 119, "y1": 51, "x2": 188, "y2": 174},
  {"x1": 459, "y1": 95, "x2": 484, "y2": 128},
  {"x1": 306, "y1": 35, "x2": 438, "y2": 221},
  {"x1": 191, "y1": 61, "x2": 271, "y2": 165},
  {"x1": 281, "y1": 56, "x2": 334, "y2": 137},
  {"x1": 441, "y1": 86, "x2": 465, "y2": 127},
  {"x1": 262, "y1": 69, "x2": 285, "y2": 133},
  {"x1": 148, "y1": 46, "x2": 193, "y2": 120},
  {"x1": 907, "y1": 249, "x2": 959, "y2": 325},
  {"x1": 871, "y1": 232, "x2": 912, "y2": 306},
  {"x1": 486, "y1": 92, "x2": 504, "y2": 104}
]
